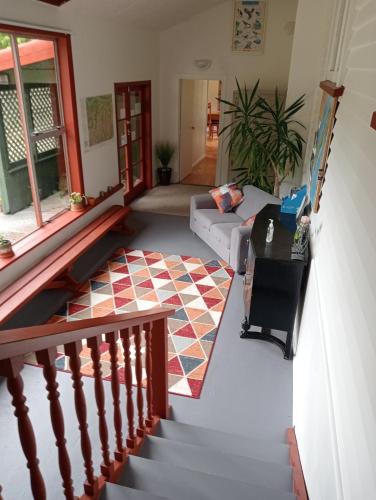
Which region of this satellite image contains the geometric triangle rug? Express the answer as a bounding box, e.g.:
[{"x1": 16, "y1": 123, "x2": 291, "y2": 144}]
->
[{"x1": 25, "y1": 248, "x2": 234, "y2": 399}]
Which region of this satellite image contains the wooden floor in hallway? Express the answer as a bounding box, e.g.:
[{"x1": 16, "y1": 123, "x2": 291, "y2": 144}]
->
[{"x1": 181, "y1": 136, "x2": 218, "y2": 186}]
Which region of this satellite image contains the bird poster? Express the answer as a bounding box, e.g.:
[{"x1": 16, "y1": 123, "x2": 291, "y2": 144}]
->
[{"x1": 232, "y1": 1, "x2": 267, "y2": 52}]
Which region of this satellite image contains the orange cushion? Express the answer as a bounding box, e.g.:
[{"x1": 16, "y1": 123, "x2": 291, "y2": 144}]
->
[{"x1": 209, "y1": 183, "x2": 244, "y2": 214}]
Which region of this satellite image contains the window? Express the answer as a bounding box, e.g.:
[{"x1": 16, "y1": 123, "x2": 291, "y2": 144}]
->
[{"x1": 0, "y1": 26, "x2": 83, "y2": 244}]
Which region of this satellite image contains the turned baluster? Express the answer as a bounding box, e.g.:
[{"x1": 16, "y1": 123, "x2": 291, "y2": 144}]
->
[
  {"x1": 144, "y1": 322, "x2": 154, "y2": 427},
  {"x1": 120, "y1": 328, "x2": 135, "y2": 448},
  {"x1": 64, "y1": 341, "x2": 98, "y2": 497},
  {"x1": 87, "y1": 335, "x2": 113, "y2": 479},
  {"x1": 105, "y1": 331, "x2": 124, "y2": 462},
  {"x1": 133, "y1": 325, "x2": 145, "y2": 437},
  {"x1": 0, "y1": 357, "x2": 46, "y2": 500},
  {"x1": 36, "y1": 348, "x2": 75, "y2": 500}
]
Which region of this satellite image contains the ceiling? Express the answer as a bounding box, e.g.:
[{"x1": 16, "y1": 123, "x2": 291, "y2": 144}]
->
[{"x1": 60, "y1": 0, "x2": 226, "y2": 31}]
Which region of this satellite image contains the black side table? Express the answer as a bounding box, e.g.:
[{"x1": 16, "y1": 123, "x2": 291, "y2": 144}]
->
[{"x1": 241, "y1": 204, "x2": 308, "y2": 360}]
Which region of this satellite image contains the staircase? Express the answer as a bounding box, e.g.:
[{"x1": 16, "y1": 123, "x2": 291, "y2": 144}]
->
[
  {"x1": 102, "y1": 419, "x2": 296, "y2": 500},
  {"x1": 0, "y1": 305, "x2": 306, "y2": 500}
]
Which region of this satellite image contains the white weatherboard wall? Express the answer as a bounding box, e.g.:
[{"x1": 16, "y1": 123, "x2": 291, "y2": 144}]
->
[
  {"x1": 293, "y1": 0, "x2": 376, "y2": 498},
  {"x1": 0, "y1": 1, "x2": 159, "y2": 289},
  {"x1": 159, "y1": 0, "x2": 298, "y2": 184}
]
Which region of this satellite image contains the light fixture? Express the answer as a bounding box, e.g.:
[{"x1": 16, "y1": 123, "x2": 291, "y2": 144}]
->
[{"x1": 194, "y1": 59, "x2": 212, "y2": 70}]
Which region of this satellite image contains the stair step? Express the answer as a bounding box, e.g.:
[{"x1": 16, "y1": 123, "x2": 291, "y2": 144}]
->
[
  {"x1": 140, "y1": 435, "x2": 292, "y2": 492},
  {"x1": 119, "y1": 455, "x2": 296, "y2": 500},
  {"x1": 155, "y1": 419, "x2": 290, "y2": 464},
  {"x1": 101, "y1": 483, "x2": 169, "y2": 500}
]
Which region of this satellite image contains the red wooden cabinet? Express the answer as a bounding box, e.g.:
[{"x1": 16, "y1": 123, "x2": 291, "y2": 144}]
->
[{"x1": 114, "y1": 81, "x2": 152, "y2": 204}]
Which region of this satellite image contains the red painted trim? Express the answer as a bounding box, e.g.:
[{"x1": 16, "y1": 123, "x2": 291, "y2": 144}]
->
[
  {"x1": 371, "y1": 112, "x2": 376, "y2": 131},
  {"x1": 57, "y1": 34, "x2": 84, "y2": 194},
  {"x1": 319, "y1": 80, "x2": 345, "y2": 98},
  {"x1": 287, "y1": 428, "x2": 309, "y2": 500},
  {"x1": 0, "y1": 187, "x2": 122, "y2": 273}
]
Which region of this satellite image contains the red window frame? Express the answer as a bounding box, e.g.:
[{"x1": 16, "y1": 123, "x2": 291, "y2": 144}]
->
[
  {"x1": 0, "y1": 23, "x2": 84, "y2": 195},
  {"x1": 0, "y1": 23, "x2": 84, "y2": 271}
]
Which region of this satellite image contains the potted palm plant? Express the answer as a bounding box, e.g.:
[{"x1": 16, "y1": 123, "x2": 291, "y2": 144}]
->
[
  {"x1": 155, "y1": 141, "x2": 175, "y2": 186},
  {"x1": 0, "y1": 234, "x2": 14, "y2": 258},
  {"x1": 69, "y1": 192, "x2": 86, "y2": 211},
  {"x1": 219, "y1": 79, "x2": 305, "y2": 197}
]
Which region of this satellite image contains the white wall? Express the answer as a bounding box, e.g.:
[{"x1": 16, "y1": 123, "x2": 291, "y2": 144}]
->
[
  {"x1": 0, "y1": 1, "x2": 159, "y2": 288},
  {"x1": 293, "y1": 0, "x2": 376, "y2": 497},
  {"x1": 285, "y1": 0, "x2": 335, "y2": 189},
  {"x1": 159, "y1": 0, "x2": 298, "y2": 184}
]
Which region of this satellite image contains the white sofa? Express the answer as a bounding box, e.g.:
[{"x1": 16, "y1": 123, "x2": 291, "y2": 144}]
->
[{"x1": 190, "y1": 185, "x2": 281, "y2": 273}]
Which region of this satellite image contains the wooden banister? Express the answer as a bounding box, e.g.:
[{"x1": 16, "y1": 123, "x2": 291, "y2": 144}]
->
[
  {"x1": 0, "y1": 307, "x2": 175, "y2": 360},
  {"x1": 0, "y1": 306, "x2": 174, "y2": 499}
]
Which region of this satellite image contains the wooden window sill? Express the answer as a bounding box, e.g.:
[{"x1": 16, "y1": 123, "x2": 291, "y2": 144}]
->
[{"x1": 0, "y1": 184, "x2": 123, "y2": 272}]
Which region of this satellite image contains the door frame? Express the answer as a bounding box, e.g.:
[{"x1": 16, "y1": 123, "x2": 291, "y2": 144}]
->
[
  {"x1": 114, "y1": 80, "x2": 152, "y2": 204},
  {"x1": 177, "y1": 74, "x2": 227, "y2": 186}
]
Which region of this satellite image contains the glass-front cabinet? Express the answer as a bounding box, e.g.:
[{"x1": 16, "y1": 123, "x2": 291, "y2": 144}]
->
[{"x1": 114, "y1": 81, "x2": 151, "y2": 204}]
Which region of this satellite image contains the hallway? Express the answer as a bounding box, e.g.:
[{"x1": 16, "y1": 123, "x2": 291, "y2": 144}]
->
[{"x1": 181, "y1": 137, "x2": 218, "y2": 186}]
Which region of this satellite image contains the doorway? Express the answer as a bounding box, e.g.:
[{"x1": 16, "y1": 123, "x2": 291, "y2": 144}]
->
[
  {"x1": 179, "y1": 79, "x2": 221, "y2": 187},
  {"x1": 114, "y1": 81, "x2": 152, "y2": 204}
]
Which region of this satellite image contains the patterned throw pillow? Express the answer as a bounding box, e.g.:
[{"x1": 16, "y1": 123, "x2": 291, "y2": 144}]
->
[
  {"x1": 209, "y1": 183, "x2": 244, "y2": 214},
  {"x1": 241, "y1": 214, "x2": 256, "y2": 227}
]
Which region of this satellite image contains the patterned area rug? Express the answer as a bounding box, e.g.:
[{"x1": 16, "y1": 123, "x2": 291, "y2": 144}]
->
[{"x1": 27, "y1": 249, "x2": 233, "y2": 398}]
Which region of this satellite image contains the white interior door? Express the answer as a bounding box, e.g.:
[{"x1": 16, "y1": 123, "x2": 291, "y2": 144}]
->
[{"x1": 179, "y1": 79, "x2": 208, "y2": 181}]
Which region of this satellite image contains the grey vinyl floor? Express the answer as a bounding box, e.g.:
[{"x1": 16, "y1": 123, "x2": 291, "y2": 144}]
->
[{"x1": 0, "y1": 212, "x2": 292, "y2": 499}]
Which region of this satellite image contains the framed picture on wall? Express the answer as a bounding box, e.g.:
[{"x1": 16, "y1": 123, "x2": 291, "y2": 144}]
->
[
  {"x1": 309, "y1": 81, "x2": 345, "y2": 212},
  {"x1": 232, "y1": 0, "x2": 267, "y2": 52}
]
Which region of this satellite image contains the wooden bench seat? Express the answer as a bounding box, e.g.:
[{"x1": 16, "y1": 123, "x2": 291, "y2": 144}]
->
[{"x1": 0, "y1": 205, "x2": 130, "y2": 325}]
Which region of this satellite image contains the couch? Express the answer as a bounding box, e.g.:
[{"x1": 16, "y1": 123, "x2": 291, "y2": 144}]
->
[{"x1": 190, "y1": 185, "x2": 281, "y2": 273}]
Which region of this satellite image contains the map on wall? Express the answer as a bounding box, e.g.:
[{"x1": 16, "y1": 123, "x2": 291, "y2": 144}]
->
[
  {"x1": 232, "y1": 0, "x2": 267, "y2": 52},
  {"x1": 85, "y1": 94, "x2": 114, "y2": 147}
]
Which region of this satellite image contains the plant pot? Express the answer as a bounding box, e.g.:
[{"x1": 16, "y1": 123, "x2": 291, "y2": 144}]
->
[
  {"x1": 157, "y1": 167, "x2": 172, "y2": 186},
  {"x1": 70, "y1": 201, "x2": 85, "y2": 212},
  {"x1": 87, "y1": 197, "x2": 96, "y2": 207},
  {"x1": 0, "y1": 241, "x2": 14, "y2": 258}
]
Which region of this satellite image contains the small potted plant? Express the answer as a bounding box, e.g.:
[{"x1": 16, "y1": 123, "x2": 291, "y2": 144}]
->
[
  {"x1": 155, "y1": 141, "x2": 175, "y2": 186},
  {"x1": 0, "y1": 234, "x2": 14, "y2": 258},
  {"x1": 69, "y1": 192, "x2": 86, "y2": 211}
]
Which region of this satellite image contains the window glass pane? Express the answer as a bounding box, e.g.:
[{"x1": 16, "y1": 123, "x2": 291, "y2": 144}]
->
[
  {"x1": 0, "y1": 32, "x2": 38, "y2": 243},
  {"x1": 132, "y1": 161, "x2": 142, "y2": 186},
  {"x1": 130, "y1": 115, "x2": 141, "y2": 141},
  {"x1": 131, "y1": 140, "x2": 142, "y2": 165},
  {"x1": 130, "y1": 90, "x2": 141, "y2": 116},
  {"x1": 118, "y1": 120, "x2": 127, "y2": 147},
  {"x1": 33, "y1": 135, "x2": 68, "y2": 223},
  {"x1": 17, "y1": 37, "x2": 61, "y2": 133},
  {"x1": 17, "y1": 36, "x2": 69, "y2": 224}
]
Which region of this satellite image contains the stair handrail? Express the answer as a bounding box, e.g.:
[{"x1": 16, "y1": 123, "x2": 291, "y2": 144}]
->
[
  {"x1": 0, "y1": 306, "x2": 175, "y2": 359},
  {"x1": 0, "y1": 306, "x2": 175, "y2": 500}
]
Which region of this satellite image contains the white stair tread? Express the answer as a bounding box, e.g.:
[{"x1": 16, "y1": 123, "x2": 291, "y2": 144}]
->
[
  {"x1": 139, "y1": 435, "x2": 292, "y2": 492},
  {"x1": 119, "y1": 455, "x2": 296, "y2": 500},
  {"x1": 155, "y1": 419, "x2": 290, "y2": 464},
  {"x1": 101, "y1": 483, "x2": 169, "y2": 500}
]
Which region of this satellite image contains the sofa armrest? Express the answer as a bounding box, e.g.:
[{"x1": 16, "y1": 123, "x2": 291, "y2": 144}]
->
[
  {"x1": 230, "y1": 225, "x2": 253, "y2": 274},
  {"x1": 190, "y1": 193, "x2": 216, "y2": 211}
]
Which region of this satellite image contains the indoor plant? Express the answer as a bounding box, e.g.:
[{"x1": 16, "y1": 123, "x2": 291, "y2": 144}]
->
[
  {"x1": 219, "y1": 79, "x2": 305, "y2": 197},
  {"x1": 155, "y1": 141, "x2": 175, "y2": 185},
  {"x1": 0, "y1": 234, "x2": 13, "y2": 258},
  {"x1": 69, "y1": 192, "x2": 86, "y2": 211}
]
